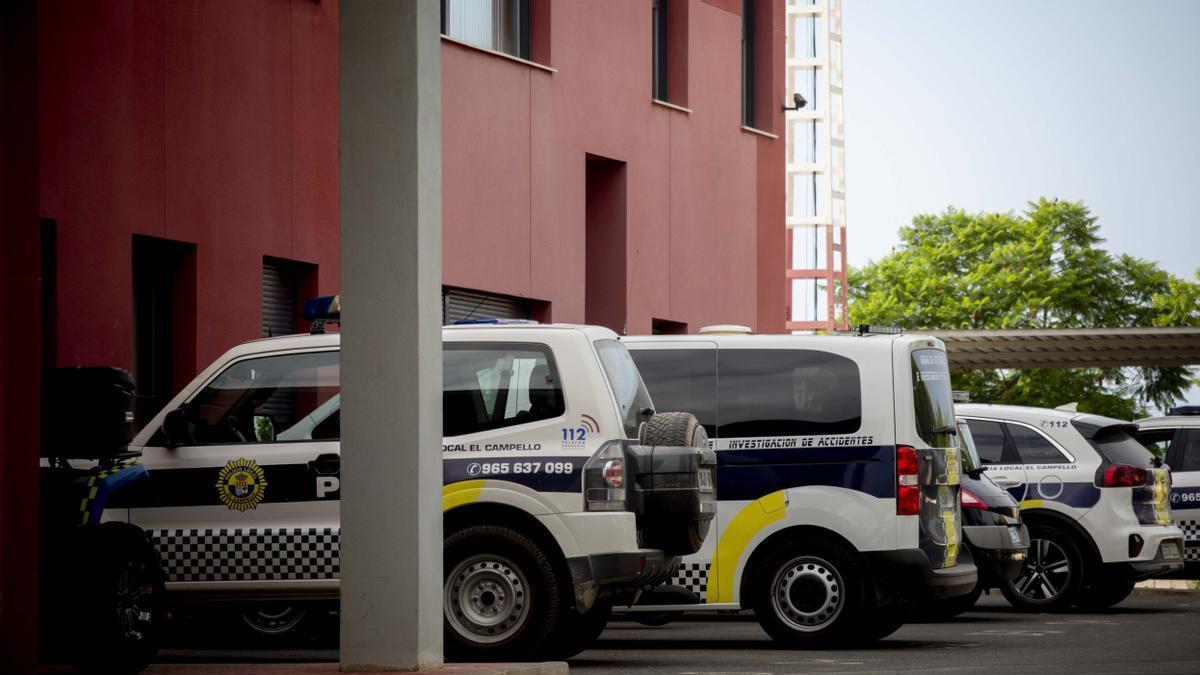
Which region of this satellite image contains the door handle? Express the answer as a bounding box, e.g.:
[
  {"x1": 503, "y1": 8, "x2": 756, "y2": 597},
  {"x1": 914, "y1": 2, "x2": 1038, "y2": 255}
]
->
[
  {"x1": 310, "y1": 453, "x2": 341, "y2": 475},
  {"x1": 992, "y1": 478, "x2": 1021, "y2": 488}
]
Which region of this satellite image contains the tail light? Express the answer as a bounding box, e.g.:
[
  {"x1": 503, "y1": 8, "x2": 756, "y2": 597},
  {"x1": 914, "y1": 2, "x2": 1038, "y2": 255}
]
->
[
  {"x1": 583, "y1": 442, "x2": 627, "y2": 511},
  {"x1": 1129, "y1": 534, "x2": 1145, "y2": 558},
  {"x1": 960, "y1": 488, "x2": 986, "y2": 510},
  {"x1": 896, "y1": 445, "x2": 920, "y2": 516},
  {"x1": 1099, "y1": 463, "x2": 1149, "y2": 488}
]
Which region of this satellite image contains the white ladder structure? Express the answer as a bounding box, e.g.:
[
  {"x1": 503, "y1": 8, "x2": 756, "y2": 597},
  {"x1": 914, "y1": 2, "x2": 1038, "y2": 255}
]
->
[{"x1": 785, "y1": 0, "x2": 848, "y2": 332}]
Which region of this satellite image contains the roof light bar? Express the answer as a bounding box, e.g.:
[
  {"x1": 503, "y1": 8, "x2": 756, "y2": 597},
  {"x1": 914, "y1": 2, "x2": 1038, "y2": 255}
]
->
[
  {"x1": 855, "y1": 325, "x2": 904, "y2": 336},
  {"x1": 453, "y1": 318, "x2": 539, "y2": 325},
  {"x1": 302, "y1": 295, "x2": 341, "y2": 334},
  {"x1": 1167, "y1": 405, "x2": 1200, "y2": 416}
]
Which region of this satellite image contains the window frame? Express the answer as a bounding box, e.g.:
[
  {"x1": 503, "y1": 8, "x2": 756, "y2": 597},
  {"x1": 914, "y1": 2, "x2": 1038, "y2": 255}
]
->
[
  {"x1": 652, "y1": 0, "x2": 669, "y2": 101},
  {"x1": 442, "y1": 341, "x2": 566, "y2": 438},
  {"x1": 740, "y1": 0, "x2": 755, "y2": 127},
  {"x1": 156, "y1": 347, "x2": 341, "y2": 447},
  {"x1": 628, "y1": 346, "x2": 718, "y2": 438},
  {"x1": 441, "y1": 0, "x2": 531, "y2": 61}
]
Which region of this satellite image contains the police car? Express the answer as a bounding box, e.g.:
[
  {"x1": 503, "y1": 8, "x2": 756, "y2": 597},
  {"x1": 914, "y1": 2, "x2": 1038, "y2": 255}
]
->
[
  {"x1": 957, "y1": 404, "x2": 1185, "y2": 610},
  {"x1": 106, "y1": 306, "x2": 716, "y2": 660},
  {"x1": 1134, "y1": 405, "x2": 1200, "y2": 577},
  {"x1": 620, "y1": 328, "x2": 976, "y2": 645}
]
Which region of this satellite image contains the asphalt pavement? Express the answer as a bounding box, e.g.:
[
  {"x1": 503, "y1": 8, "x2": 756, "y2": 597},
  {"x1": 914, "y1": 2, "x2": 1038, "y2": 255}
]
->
[{"x1": 151, "y1": 593, "x2": 1200, "y2": 674}]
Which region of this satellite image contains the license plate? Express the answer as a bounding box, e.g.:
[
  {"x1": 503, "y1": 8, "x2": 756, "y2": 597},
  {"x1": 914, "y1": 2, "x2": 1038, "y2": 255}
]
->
[
  {"x1": 1009, "y1": 526, "x2": 1023, "y2": 546},
  {"x1": 698, "y1": 469, "x2": 713, "y2": 493},
  {"x1": 1161, "y1": 541, "x2": 1182, "y2": 560}
]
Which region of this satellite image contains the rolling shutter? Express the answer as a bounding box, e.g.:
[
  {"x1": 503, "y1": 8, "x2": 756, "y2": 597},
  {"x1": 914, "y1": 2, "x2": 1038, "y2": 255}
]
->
[
  {"x1": 443, "y1": 287, "x2": 530, "y2": 324},
  {"x1": 263, "y1": 259, "x2": 297, "y2": 338}
]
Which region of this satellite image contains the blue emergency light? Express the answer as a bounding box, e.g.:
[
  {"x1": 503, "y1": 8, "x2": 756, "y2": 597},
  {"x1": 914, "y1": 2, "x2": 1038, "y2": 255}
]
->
[
  {"x1": 302, "y1": 295, "x2": 341, "y2": 334},
  {"x1": 453, "y1": 318, "x2": 539, "y2": 325}
]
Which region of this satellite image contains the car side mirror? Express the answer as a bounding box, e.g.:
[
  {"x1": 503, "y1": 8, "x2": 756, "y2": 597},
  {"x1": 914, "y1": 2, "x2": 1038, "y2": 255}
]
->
[
  {"x1": 254, "y1": 415, "x2": 275, "y2": 442},
  {"x1": 162, "y1": 408, "x2": 191, "y2": 448}
]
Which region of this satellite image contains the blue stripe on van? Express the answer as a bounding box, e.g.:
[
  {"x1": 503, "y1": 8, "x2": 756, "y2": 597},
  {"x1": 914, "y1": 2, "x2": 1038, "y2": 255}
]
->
[{"x1": 714, "y1": 444, "x2": 896, "y2": 502}]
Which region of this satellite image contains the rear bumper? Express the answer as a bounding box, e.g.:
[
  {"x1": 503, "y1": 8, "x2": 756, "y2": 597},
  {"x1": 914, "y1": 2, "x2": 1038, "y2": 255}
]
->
[
  {"x1": 866, "y1": 547, "x2": 979, "y2": 602},
  {"x1": 1121, "y1": 537, "x2": 1185, "y2": 580},
  {"x1": 566, "y1": 549, "x2": 677, "y2": 612},
  {"x1": 964, "y1": 523, "x2": 1029, "y2": 581}
]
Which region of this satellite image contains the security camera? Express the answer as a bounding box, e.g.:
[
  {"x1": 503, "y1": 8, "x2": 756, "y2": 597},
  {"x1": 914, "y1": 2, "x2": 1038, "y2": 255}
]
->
[{"x1": 782, "y1": 92, "x2": 807, "y2": 112}]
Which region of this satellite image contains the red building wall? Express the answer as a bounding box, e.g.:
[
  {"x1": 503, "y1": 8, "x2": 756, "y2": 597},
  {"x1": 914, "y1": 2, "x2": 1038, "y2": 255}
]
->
[
  {"x1": 442, "y1": 0, "x2": 786, "y2": 334},
  {"x1": 37, "y1": 0, "x2": 341, "y2": 374}
]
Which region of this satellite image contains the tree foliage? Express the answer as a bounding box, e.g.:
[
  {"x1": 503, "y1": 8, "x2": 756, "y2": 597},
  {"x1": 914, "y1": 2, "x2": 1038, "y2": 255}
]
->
[{"x1": 848, "y1": 198, "x2": 1200, "y2": 419}]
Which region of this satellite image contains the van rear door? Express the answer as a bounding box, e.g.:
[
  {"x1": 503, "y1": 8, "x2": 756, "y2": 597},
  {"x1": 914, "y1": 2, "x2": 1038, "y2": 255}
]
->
[{"x1": 907, "y1": 346, "x2": 963, "y2": 568}]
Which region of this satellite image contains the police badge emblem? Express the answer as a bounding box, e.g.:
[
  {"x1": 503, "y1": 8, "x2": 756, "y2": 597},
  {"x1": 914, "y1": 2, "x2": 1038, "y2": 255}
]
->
[{"x1": 217, "y1": 457, "x2": 268, "y2": 511}]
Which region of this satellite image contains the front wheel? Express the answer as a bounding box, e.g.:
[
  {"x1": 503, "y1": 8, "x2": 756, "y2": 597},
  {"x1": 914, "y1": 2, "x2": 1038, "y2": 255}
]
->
[
  {"x1": 999, "y1": 525, "x2": 1083, "y2": 612},
  {"x1": 751, "y1": 539, "x2": 901, "y2": 646},
  {"x1": 443, "y1": 525, "x2": 563, "y2": 661}
]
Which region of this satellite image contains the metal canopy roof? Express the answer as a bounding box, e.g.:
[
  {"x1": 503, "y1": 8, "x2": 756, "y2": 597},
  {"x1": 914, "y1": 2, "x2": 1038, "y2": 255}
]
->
[{"x1": 926, "y1": 327, "x2": 1200, "y2": 370}]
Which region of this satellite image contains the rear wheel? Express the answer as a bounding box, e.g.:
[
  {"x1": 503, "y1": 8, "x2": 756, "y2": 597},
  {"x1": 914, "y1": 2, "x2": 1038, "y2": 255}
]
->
[
  {"x1": 751, "y1": 539, "x2": 901, "y2": 646},
  {"x1": 239, "y1": 603, "x2": 311, "y2": 639},
  {"x1": 1074, "y1": 569, "x2": 1136, "y2": 610},
  {"x1": 921, "y1": 581, "x2": 983, "y2": 620},
  {"x1": 999, "y1": 525, "x2": 1083, "y2": 611},
  {"x1": 632, "y1": 611, "x2": 683, "y2": 627},
  {"x1": 443, "y1": 525, "x2": 562, "y2": 661},
  {"x1": 544, "y1": 599, "x2": 611, "y2": 659}
]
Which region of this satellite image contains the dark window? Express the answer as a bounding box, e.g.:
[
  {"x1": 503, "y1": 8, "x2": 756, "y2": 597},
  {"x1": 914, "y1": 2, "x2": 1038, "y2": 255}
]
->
[
  {"x1": 595, "y1": 340, "x2": 655, "y2": 439},
  {"x1": 442, "y1": 0, "x2": 529, "y2": 59},
  {"x1": 1085, "y1": 427, "x2": 1157, "y2": 469},
  {"x1": 1008, "y1": 424, "x2": 1069, "y2": 464},
  {"x1": 443, "y1": 343, "x2": 564, "y2": 437},
  {"x1": 179, "y1": 350, "x2": 340, "y2": 445},
  {"x1": 957, "y1": 421, "x2": 982, "y2": 472},
  {"x1": 911, "y1": 349, "x2": 955, "y2": 448},
  {"x1": 132, "y1": 235, "x2": 196, "y2": 428},
  {"x1": 1177, "y1": 430, "x2": 1200, "y2": 472},
  {"x1": 262, "y1": 257, "x2": 317, "y2": 338},
  {"x1": 741, "y1": 0, "x2": 755, "y2": 126},
  {"x1": 1135, "y1": 428, "x2": 1177, "y2": 460},
  {"x1": 629, "y1": 348, "x2": 717, "y2": 437},
  {"x1": 965, "y1": 419, "x2": 1008, "y2": 465},
  {"x1": 717, "y1": 349, "x2": 861, "y2": 438},
  {"x1": 652, "y1": 0, "x2": 668, "y2": 100}
]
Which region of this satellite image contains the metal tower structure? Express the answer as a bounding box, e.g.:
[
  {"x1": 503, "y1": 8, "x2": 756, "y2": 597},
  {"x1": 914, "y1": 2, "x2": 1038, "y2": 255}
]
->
[{"x1": 784, "y1": 0, "x2": 848, "y2": 332}]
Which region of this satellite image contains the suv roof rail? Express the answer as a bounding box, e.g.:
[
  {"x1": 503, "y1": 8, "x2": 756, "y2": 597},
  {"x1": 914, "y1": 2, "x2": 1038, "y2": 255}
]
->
[
  {"x1": 452, "y1": 318, "x2": 539, "y2": 325},
  {"x1": 854, "y1": 324, "x2": 904, "y2": 336}
]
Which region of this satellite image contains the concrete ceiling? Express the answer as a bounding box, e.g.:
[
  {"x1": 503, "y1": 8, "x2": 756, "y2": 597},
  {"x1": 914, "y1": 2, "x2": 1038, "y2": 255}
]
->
[{"x1": 925, "y1": 327, "x2": 1200, "y2": 370}]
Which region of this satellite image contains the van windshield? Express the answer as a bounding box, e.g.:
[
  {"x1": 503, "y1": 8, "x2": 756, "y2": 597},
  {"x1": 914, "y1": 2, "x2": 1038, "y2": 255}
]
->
[
  {"x1": 595, "y1": 339, "x2": 655, "y2": 439},
  {"x1": 912, "y1": 349, "x2": 955, "y2": 448}
]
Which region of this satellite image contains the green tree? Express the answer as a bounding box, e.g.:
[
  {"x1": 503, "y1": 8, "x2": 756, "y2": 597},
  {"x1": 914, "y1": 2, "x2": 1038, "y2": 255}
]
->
[{"x1": 848, "y1": 198, "x2": 1200, "y2": 419}]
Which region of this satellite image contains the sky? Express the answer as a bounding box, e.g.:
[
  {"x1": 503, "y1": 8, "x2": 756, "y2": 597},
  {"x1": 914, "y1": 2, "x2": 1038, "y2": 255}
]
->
[
  {"x1": 840, "y1": 0, "x2": 1200, "y2": 409},
  {"x1": 842, "y1": 0, "x2": 1200, "y2": 280}
]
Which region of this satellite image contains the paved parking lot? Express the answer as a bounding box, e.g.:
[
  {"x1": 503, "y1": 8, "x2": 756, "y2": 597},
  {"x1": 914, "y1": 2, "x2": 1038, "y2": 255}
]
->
[{"x1": 151, "y1": 593, "x2": 1200, "y2": 673}]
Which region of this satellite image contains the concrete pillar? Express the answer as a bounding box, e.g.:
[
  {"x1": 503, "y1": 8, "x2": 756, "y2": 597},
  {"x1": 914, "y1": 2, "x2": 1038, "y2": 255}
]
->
[{"x1": 338, "y1": 1, "x2": 442, "y2": 671}]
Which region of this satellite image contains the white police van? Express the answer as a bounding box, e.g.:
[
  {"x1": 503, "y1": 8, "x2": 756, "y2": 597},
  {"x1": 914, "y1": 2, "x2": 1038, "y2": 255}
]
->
[
  {"x1": 107, "y1": 303, "x2": 716, "y2": 660},
  {"x1": 1135, "y1": 406, "x2": 1200, "y2": 578},
  {"x1": 621, "y1": 328, "x2": 976, "y2": 645},
  {"x1": 958, "y1": 404, "x2": 1184, "y2": 610}
]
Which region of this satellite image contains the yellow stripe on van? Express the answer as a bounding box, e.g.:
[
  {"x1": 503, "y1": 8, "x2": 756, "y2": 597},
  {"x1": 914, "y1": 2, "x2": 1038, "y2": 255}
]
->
[
  {"x1": 1020, "y1": 499, "x2": 1045, "y2": 510},
  {"x1": 707, "y1": 490, "x2": 788, "y2": 604},
  {"x1": 443, "y1": 480, "x2": 485, "y2": 511}
]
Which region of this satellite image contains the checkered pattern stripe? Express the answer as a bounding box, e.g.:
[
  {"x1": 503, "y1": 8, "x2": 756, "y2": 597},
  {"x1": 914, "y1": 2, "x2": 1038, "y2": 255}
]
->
[
  {"x1": 151, "y1": 528, "x2": 339, "y2": 582},
  {"x1": 670, "y1": 562, "x2": 711, "y2": 602},
  {"x1": 1180, "y1": 520, "x2": 1200, "y2": 561}
]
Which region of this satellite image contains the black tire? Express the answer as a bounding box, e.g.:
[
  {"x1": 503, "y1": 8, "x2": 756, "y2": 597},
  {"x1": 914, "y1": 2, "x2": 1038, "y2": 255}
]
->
[
  {"x1": 544, "y1": 599, "x2": 612, "y2": 659},
  {"x1": 632, "y1": 611, "x2": 682, "y2": 627},
  {"x1": 640, "y1": 412, "x2": 708, "y2": 448},
  {"x1": 920, "y1": 582, "x2": 983, "y2": 620},
  {"x1": 750, "y1": 538, "x2": 901, "y2": 647},
  {"x1": 443, "y1": 525, "x2": 563, "y2": 661},
  {"x1": 999, "y1": 524, "x2": 1084, "y2": 612},
  {"x1": 238, "y1": 603, "x2": 313, "y2": 642},
  {"x1": 70, "y1": 523, "x2": 166, "y2": 674},
  {"x1": 1074, "y1": 569, "x2": 1136, "y2": 610}
]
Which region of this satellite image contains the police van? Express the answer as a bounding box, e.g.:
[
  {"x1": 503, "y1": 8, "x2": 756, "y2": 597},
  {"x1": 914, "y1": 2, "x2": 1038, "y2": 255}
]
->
[
  {"x1": 1134, "y1": 406, "x2": 1200, "y2": 578},
  {"x1": 621, "y1": 329, "x2": 976, "y2": 645},
  {"x1": 958, "y1": 404, "x2": 1184, "y2": 610},
  {"x1": 107, "y1": 307, "x2": 716, "y2": 660}
]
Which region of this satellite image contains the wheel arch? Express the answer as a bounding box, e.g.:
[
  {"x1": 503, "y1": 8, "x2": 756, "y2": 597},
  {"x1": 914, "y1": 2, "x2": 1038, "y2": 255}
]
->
[
  {"x1": 1020, "y1": 508, "x2": 1101, "y2": 567},
  {"x1": 740, "y1": 524, "x2": 865, "y2": 602}
]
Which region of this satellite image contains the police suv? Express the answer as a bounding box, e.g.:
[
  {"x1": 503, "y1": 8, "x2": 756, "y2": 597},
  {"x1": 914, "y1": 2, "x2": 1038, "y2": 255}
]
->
[
  {"x1": 621, "y1": 329, "x2": 976, "y2": 645},
  {"x1": 1134, "y1": 405, "x2": 1200, "y2": 577},
  {"x1": 107, "y1": 310, "x2": 716, "y2": 660},
  {"x1": 958, "y1": 404, "x2": 1184, "y2": 610}
]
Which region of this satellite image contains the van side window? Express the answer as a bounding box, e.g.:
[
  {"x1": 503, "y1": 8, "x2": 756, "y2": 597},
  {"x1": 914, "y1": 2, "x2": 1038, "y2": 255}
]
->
[
  {"x1": 443, "y1": 343, "x2": 564, "y2": 437},
  {"x1": 717, "y1": 349, "x2": 861, "y2": 438},
  {"x1": 964, "y1": 419, "x2": 1007, "y2": 464},
  {"x1": 1008, "y1": 424, "x2": 1069, "y2": 464},
  {"x1": 1177, "y1": 430, "x2": 1200, "y2": 472},
  {"x1": 179, "y1": 350, "x2": 341, "y2": 445},
  {"x1": 628, "y1": 348, "x2": 717, "y2": 437}
]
